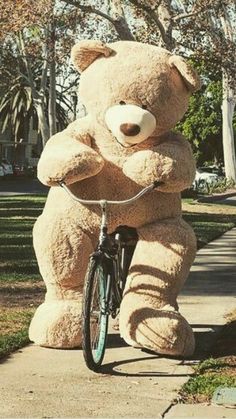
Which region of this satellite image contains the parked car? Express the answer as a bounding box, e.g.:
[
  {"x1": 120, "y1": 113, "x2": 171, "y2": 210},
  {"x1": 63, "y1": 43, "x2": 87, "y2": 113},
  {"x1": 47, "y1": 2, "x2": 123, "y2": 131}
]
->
[
  {"x1": 13, "y1": 163, "x2": 26, "y2": 177},
  {"x1": 198, "y1": 165, "x2": 225, "y2": 176},
  {"x1": 13, "y1": 164, "x2": 37, "y2": 178},
  {"x1": 0, "y1": 159, "x2": 13, "y2": 177},
  {"x1": 0, "y1": 165, "x2": 4, "y2": 179},
  {"x1": 193, "y1": 167, "x2": 223, "y2": 190}
]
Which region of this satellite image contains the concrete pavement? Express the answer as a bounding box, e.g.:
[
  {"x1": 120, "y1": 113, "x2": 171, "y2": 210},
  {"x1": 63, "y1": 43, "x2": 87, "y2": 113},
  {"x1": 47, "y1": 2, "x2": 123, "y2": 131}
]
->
[{"x1": 1, "y1": 228, "x2": 236, "y2": 418}]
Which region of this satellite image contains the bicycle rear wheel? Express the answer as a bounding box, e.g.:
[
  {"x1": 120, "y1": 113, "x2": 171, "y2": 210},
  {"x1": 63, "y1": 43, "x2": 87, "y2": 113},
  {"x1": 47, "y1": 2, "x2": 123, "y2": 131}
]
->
[{"x1": 82, "y1": 257, "x2": 110, "y2": 371}]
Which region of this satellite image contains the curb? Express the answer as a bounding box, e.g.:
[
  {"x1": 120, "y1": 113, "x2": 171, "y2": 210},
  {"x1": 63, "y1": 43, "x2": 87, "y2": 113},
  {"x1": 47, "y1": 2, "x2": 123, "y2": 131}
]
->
[{"x1": 197, "y1": 192, "x2": 236, "y2": 203}]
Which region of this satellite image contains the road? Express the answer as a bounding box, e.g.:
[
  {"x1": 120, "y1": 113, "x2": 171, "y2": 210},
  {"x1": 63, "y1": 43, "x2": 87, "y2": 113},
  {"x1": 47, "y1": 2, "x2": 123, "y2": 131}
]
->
[{"x1": 0, "y1": 178, "x2": 48, "y2": 195}]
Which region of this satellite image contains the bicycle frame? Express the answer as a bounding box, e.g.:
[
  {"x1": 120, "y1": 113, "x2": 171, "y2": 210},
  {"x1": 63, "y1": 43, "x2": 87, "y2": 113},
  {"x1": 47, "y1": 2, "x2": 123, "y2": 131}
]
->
[
  {"x1": 59, "y1": 180, "x2": 163, "y2": 313},
  {"x1": 58, "y1": 179, "x2": 163, "y2": 371},
  {"x1": 91, "y1": 225, "x2": 124, "y2": 316}
]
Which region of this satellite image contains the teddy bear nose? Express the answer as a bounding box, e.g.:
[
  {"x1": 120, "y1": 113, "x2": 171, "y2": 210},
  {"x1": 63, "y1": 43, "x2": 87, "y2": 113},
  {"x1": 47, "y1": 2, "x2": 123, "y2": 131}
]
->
[{"x1": 120, "y1": 123, "x2": 141, "y2": 136}]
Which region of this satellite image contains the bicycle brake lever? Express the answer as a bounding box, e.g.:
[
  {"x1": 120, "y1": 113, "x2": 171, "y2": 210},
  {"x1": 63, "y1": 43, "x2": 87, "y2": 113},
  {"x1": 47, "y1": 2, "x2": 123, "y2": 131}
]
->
[{"x1": 153, "y1": 180, "x2": 164, "y2": 188}]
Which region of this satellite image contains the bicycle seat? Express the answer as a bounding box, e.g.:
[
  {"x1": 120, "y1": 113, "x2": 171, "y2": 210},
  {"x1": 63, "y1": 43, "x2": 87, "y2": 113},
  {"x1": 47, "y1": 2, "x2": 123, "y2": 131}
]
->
[{"x1": 111, "y1": 225, "x2": 138, "y2": 247}]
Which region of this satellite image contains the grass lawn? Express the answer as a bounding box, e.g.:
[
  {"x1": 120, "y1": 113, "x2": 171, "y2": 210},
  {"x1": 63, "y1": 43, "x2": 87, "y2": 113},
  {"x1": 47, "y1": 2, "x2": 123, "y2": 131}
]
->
[
  {"x1": 0, "y1": 194, "x2": 236, "y2": 359},
  {"x1": 180, "y1": 309, "x2": 236, "y2": 404},
  {"x1": 182, "y1": 198, "x2": 236, "y2": 247},
  {"x1": 180, "y1": 356, "x2": 236, "y2": 403},
  {"x1": 0, "y1": 195, "x2": 46, "y2": 358}
]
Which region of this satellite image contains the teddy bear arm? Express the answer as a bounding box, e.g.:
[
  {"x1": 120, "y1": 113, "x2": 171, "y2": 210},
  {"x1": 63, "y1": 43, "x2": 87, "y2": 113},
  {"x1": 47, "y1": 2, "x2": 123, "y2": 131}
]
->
[
  {"x1": 153, "y1": 138, "x2": 196, "y2": 192},
  {"x1": 37, "y1": 117, "x2": 104, "y2": 186},
  {"x1": 123, "y1": 137, "x2": 196, "y2": 192}
]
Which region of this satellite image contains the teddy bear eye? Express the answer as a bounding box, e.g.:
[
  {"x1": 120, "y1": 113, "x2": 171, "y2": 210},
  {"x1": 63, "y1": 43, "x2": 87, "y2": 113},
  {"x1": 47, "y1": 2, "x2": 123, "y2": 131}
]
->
[
  {"x1": 142, "y1": 104, "x2": 147, "y2": 110},
  {"x1": 119, "y1": 100, "x2": 126, "y2": 105}
]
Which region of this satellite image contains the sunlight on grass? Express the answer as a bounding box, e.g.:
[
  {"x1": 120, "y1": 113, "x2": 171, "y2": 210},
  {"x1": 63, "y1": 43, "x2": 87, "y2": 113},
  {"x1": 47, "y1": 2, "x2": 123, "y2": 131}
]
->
[{"x1": 0, "y1": 309, "x2": 34, "y2": 359}]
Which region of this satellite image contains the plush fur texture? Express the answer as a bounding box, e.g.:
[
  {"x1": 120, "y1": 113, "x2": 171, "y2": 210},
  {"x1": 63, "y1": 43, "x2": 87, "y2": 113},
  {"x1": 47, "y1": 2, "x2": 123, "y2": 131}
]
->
[{"x1": 29, "y1": 41, "x2": 200, "y2": 356}]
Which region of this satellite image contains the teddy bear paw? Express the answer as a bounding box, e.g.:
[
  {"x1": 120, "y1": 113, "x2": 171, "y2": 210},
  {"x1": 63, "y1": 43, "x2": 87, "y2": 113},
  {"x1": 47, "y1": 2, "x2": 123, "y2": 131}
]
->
[{"x1": 29, "y1": 300, "x2": 82, "y2": 348}]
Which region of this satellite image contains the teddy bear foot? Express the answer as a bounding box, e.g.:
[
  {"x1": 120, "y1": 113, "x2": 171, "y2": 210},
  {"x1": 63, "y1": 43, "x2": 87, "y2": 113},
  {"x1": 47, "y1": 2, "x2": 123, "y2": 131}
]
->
[
  {"x1": 29, "y1": 300, "x2": 82, "y2": 348},
  {"x1": 119, "y1": 308, "x2": 195, "y2": 357}
]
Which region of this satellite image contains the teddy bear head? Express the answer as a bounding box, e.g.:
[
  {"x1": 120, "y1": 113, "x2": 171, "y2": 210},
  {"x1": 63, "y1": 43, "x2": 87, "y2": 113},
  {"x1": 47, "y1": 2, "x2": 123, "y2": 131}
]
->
[{"x1": 71, "y1": 40, "x2": 201, "y2": 148}]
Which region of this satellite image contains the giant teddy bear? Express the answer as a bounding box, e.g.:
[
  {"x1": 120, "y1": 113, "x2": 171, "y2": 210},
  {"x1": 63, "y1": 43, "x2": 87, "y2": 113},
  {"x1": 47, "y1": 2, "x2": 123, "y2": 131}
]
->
[{"x1": 29, "y1": 40, "x2": 201, "y2": 357}]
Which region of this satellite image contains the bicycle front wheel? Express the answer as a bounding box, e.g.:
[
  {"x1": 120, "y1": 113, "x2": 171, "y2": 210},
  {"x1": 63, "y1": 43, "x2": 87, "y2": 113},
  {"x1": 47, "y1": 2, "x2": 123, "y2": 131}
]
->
[{"x1": 82, "y1": 257, "x2": 110, "y2": 371}]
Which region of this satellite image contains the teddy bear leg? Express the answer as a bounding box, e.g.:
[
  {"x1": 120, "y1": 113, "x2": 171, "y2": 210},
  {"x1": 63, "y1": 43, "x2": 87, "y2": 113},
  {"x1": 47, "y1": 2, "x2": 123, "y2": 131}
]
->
[
  {"x1": 29, "y1": 214, "x2": 94, "y2": 348},
  {"x1": 119, "y1": 219, "x2": 197, "y2": 357}
]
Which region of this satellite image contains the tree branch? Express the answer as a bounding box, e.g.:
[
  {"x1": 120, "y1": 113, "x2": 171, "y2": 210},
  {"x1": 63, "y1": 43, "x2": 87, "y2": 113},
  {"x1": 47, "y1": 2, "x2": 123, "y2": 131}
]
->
[
  {"x1": 173, "y1": 11, "x2": 200, "y2": 21},
  {"x1": 62, "y1": 0, "x2": 134, "y2": 40},
  {"x1": 128, "y1": 0, "x2": 173, "y2": 48},
  {"x1": 62, "y1": 0, "x2": 115, "y2": 24},
  {"x1": 172, "y1": 4, "x2": 213, "y2": 22}
]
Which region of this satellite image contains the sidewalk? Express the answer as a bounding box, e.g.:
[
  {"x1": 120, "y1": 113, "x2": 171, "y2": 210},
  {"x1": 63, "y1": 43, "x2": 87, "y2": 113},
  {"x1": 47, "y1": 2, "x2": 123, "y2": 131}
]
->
[{"x1": 1, "y1": 229, "x2": 236, "y2": 418}]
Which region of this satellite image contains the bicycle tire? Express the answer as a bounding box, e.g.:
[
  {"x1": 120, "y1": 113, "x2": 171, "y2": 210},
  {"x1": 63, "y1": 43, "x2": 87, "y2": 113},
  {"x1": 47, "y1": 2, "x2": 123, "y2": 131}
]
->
[{"x1": 82, "y1": 256, "x2": 110, "y2": 371}]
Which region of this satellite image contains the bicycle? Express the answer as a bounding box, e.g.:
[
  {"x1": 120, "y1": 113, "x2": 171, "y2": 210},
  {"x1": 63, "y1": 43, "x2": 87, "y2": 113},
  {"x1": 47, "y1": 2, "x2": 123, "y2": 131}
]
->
[{"x1": 59, "y1": 180, "x2": 162, "y2": 372}]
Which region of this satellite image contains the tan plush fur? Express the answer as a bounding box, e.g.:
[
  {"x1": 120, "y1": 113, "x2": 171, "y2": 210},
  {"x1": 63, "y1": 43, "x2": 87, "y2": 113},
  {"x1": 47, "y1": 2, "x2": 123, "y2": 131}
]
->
[{"x1": 29, "y1": 41, "x2": 200, "y2": 356}]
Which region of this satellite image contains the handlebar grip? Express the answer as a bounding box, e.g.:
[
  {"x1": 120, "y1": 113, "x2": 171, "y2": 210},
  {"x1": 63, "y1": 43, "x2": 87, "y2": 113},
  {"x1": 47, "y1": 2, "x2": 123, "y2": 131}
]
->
[
  {"x1": 153, "y1": 180, "x2": 164, "y2": 188},
  {"x1": 58, "y1": 180, "x2": 66, "y2": 187}
]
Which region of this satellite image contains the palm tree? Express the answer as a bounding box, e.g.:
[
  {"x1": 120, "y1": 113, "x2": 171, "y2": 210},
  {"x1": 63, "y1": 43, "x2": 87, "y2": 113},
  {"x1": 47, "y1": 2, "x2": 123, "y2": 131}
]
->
[
  {"x1": 0, "y1": 76, "x2": 35, "y2": 141},
  {"x1": 0, "y1": 67, "x2": 71, "y2": 147}
]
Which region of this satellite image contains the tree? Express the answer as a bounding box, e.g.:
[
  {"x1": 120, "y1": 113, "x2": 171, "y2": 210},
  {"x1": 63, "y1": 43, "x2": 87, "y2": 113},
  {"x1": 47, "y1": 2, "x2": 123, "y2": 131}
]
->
[
  {"x1": 0, "y1": 59, "x2": 70, "y2": 143},
  {"x1": 220, "y1": 5, "x2": 236, "y2": 180},
  {"x1": 0, "y1": 0, "x2": 77, "y2": 145},
  {"x1": 1, "y1": 0, "x2": 235, "y2": 175},
  {"x1": 177, "y1": 61, "x2": 228, "y2": 166}
]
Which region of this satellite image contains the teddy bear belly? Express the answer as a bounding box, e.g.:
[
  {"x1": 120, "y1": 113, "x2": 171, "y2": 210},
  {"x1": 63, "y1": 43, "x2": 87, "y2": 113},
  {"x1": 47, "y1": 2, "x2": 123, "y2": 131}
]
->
[
  {"x1": 43, "y1": 184, "x2": 181, "y2": 234},
  {"x1": 108, "y1": 192, "x2": 182, "y2": 230}
]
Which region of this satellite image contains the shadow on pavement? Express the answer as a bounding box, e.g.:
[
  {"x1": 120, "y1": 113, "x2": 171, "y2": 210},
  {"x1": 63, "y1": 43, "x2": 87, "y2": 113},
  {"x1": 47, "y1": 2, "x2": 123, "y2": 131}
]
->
[
  {"x1": 101, "y1": 323, "x2": 226, "y2": 377},
  {"x1": 100, "y1": 355, "x2": 195, "y2": 377}
]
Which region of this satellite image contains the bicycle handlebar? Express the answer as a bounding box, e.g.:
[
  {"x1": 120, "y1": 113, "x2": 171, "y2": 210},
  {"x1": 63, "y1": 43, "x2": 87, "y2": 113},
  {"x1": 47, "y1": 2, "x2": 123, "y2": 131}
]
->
[{"x1": 58, "y1": 180, "x2": 163, "y2": 206}]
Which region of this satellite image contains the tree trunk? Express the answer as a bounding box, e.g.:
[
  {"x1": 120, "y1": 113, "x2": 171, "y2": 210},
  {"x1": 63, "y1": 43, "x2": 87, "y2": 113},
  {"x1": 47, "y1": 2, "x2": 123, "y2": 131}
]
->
[
  {"x1": 36, "y1": 103, "x2": 50, "y2": 147},
  {"x1": 157, "y1": 0, "x2": 175, "y2": 50},
  {"x1": 108, "y1": 0, "x2": 135, "y2": 40},
  {"x1": 48, "y1": 24, "x2": 57, "y2": 137},
  {"x1": 220, "y1": 8, "x2": 236, "y2": 182},
  {"x1": 222, "y1": 70, "x2": 236, "y2": 181}
]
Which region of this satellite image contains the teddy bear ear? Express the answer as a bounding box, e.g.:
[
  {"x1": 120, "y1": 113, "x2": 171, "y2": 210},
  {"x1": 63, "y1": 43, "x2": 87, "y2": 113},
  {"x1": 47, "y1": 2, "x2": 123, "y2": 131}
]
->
[
  {"x1": 71, "y1": 40, "x2": 114, "y2": 73},
  {"x1": 169, "y1": 55, "x2": 202, "y2": 92}
]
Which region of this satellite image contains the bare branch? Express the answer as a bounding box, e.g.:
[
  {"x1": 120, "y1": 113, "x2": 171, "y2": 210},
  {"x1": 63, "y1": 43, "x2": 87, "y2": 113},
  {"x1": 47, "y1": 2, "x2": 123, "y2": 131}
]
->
[
  {"x1": 128, "y1": 0, "x2": 173, "y2": 48},
  {"x1": 62, "y1": 0, "x2": 134, "y2": 40},
  {"x1": 172, "y1": 3, "x2": 216, "y2": 22},
  {"x1": 62, "y1": 0, "x2": 115, "y2": 24},
  {"x1": 173, "y1": 11, "x2": 200, "y2": 21}
]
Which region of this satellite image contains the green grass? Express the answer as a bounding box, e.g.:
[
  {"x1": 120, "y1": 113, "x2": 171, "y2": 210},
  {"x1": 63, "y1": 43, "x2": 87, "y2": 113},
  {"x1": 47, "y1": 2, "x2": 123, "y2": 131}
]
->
[
  {"x1": 186, "y1": 220, "x2": 235, "y2": 247},
  {"x1": 181, "y1": 358, "x2": 236, "y2": 403},
  {"x1": 195, "y1": 358, "x2": 229, "y2": 373},
  {"x1": 182, "y1": 374, "x2": 236, "y2": 401},
  {"x1": 182, "y1": 201, "x2": 236, "y2": 248},
  {"x1": 0, "y1": 330, "x2": 30, "y2": 359},
  {"x1": 0, "y1": 195, "x2": 45, "y2": 284},
  {"x1": 0, "y1": 309, "x2": 34, "y2": 359},
  {"x1": 0, "y1": 195, "x2": 45, "y2": 358}
]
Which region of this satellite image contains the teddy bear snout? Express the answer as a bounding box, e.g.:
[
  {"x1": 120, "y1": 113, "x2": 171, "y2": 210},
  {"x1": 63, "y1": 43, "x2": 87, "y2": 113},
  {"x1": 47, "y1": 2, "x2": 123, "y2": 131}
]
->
[{"x1": 120, "y1": 123, "x2": 141, "y2": 136}]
